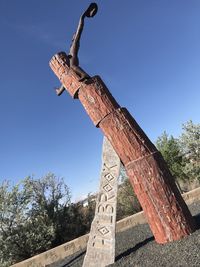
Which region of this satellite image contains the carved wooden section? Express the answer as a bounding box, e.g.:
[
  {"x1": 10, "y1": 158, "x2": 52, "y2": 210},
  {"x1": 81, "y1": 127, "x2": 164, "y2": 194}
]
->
[
  {"x1": 83, "y1": 137, "x2": 120, "y2": 267},
  {"x1": 49, "y1": 52, "x2": 82, "y2": 98},
  {"x1": 79, "y1": 76, "x2": 120, "y2": 126},
  {"x1": 126, "y1": 152, "x2": 194, "y2": 243},
  {"x1": 99, "y1": 108, "x2": 157, "y2": 164},
  {"x1": 49, "y1": 52, "x2": 196, "y2": 244}
]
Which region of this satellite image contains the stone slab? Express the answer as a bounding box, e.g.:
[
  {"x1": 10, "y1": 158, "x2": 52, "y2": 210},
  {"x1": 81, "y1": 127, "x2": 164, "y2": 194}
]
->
[{"x1": 82, "y1": 137, "x2": 120, "y2": 267}]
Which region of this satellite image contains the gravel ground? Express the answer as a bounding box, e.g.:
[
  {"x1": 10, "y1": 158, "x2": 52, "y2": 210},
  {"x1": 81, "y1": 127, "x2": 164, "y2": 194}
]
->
[{"x1": 63, "y1": 201, "x2": 200, "y2": 267}]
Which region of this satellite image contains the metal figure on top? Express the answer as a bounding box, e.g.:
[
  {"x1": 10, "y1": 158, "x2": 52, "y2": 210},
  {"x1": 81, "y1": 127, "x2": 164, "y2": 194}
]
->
[{"x1": 56, "y1": 3, "x2": 98, "y2": 96}]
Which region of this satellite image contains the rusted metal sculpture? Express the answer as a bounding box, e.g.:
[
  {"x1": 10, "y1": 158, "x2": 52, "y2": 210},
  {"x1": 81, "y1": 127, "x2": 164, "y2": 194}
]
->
[
  {"x1": 50, "y1": 2, "x2": 196, "y2": 245},
  {"x1": 56, "y1": 3, "x2": 97, "y2": 96}
]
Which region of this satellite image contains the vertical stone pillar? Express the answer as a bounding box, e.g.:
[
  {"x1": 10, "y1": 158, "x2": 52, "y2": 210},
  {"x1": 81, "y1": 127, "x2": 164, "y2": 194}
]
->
[
  {"x1": 49, "y1": 52, "x2": 196, "y2": 244},
  {"x1": 83, "y1": 137, "x2": 120, "y2": 267}
]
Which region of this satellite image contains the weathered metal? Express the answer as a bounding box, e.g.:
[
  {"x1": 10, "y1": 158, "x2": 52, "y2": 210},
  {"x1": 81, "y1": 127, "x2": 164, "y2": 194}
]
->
[{"x1": 55, "y1": 3, "x2": 97, "y2": 96}]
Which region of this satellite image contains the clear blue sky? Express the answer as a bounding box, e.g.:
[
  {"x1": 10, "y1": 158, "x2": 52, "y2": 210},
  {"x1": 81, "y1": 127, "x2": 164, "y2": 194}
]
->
[{"x1": 0, "y1": 0, "x2": 199, "y2": 201}]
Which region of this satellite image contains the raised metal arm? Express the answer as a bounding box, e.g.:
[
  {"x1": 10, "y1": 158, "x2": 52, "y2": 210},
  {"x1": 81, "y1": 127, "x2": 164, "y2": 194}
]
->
[{"x1": 56, "y1": 3, "x2": 98, "y2": 96}]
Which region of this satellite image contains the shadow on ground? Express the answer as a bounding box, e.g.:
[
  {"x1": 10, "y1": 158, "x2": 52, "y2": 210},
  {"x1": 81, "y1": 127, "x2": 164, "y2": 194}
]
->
[
  {"x1": 115, "y1": 213, "x2": 200, "y2": 264},
  {"x1": 63, "y1": 250, "x2": 86, "y2": 266},
  {"x1": 61, "y1": 202, "x2": 200, "y2": 267},
  {"x1": 115, "y1": 236, "x2": 154, "y2": 261},
  {"x1": 194, "y1": 213, "x2": 200, "y2": 229}
]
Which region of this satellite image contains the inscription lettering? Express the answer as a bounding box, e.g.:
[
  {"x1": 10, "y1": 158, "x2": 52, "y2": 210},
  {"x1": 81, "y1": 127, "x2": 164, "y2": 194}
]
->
[
  {"x1": 99, "y1": 193, "x2": 107, "y2": 202},
  {"x1": 83, "y1": 137, "x2": 121, "y2": 267},
  {"x1": 102, "y1": 163, "x2": 117, "y2": 172}
]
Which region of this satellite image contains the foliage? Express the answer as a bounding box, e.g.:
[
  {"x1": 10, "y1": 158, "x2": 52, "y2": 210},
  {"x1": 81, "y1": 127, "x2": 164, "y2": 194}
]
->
[
  {"x1": 156, "y1": 120, "x2": 200, "y2": 188},
  {"x1": 0, "y1": 174, "x2": 96, "y2": 266},
  {"x1": 117, "y1": 165, "x2": 141, "y2": 220},
  {"x1": 0, "y1": 173, "x2": 71, "y2": 265},
  {"x1": 179, "y1": 120, "x2": 200, "y2": 181},
  {"x1": 156, "y1": 131, "x2": 187, "y2": 181},
  {"x1": 81, "y1": 193, "x2": 96, "y2": 229}
]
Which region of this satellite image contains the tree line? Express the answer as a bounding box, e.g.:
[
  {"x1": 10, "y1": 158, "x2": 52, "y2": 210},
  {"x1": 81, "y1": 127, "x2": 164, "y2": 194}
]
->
[{"x1": 0, "y1": 120, "x2": 199, "y2": 266}]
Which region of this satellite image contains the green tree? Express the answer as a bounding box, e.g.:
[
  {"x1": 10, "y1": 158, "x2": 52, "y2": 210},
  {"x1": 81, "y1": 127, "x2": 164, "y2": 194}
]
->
[
  {"x1": 0, "y1": 173, "x2": 71, "y2": 266},
  {"x1": 117, "y1": 165, "x2": 141, "y2": 220},
  {"x1": 156, "y1": 131, "x2": 187, "y2": 182},
  {"x1": 179, "y1": 120, "x2": 200, "y2": 181},
  {"x1": 81, "y1": 193, "x2": 95, "y2": 230}
]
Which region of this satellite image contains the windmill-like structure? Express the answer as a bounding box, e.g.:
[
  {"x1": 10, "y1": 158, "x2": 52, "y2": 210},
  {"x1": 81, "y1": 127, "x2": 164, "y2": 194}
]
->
[{"x1": 49, "y1": 3, "x2": 195, "y2": 266}]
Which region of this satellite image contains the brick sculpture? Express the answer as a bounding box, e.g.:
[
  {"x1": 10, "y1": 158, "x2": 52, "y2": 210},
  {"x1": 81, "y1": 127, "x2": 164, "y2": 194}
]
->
[{"x1": 49, "y1": 3, "x2": 195, "y2": 244}]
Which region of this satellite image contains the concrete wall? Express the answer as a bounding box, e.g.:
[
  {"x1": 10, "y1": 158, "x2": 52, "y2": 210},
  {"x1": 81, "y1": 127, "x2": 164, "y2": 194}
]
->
[
  {"x1": 11, "y1": 234, "x2": 89, "y2": 267},
  {"x1": 11, "y1": 187, "x2": 200, "y2": 267}
]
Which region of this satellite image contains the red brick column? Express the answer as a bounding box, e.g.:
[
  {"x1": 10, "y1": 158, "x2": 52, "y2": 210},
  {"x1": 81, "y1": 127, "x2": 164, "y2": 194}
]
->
[{"x1": 49, "y1": 52, "x2": 195, "y2": 244}]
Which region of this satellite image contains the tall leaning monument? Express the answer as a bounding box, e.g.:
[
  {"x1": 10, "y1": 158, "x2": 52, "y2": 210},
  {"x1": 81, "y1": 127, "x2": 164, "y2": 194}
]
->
[{"x1": 49, "y1": 3, "x2": 195, "y2": 244}]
